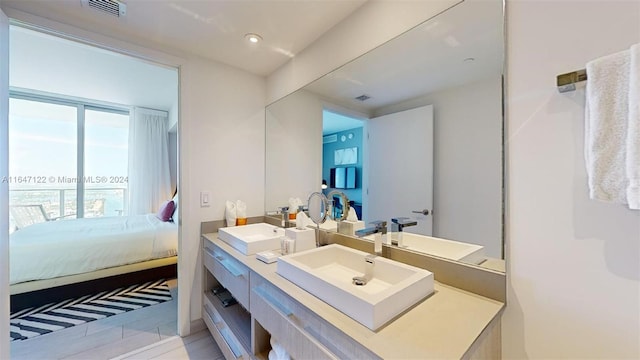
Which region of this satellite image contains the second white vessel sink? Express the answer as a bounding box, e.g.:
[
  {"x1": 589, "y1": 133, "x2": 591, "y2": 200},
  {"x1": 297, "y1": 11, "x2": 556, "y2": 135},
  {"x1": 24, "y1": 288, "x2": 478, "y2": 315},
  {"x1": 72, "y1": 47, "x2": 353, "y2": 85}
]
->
[
  {"x1": 218, "y1": 223, "x2": 285, "y2": 255},
  {"x1": 367, "y1": 232, "x2": 485, "y2": 265},
  {"x1": 277, "y1": 244, "x2": 434, "y2": 331}
]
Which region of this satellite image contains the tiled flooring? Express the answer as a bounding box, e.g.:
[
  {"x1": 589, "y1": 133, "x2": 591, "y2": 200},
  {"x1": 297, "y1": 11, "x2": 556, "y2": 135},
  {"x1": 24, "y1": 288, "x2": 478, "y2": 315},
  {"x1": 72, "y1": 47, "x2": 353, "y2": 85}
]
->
[
  {"x1": 9, "y1": 279, "x2": 221, "y2": 360},
  {"x1": 113, "y1": 330, "x2": 222, "y2": 360}
]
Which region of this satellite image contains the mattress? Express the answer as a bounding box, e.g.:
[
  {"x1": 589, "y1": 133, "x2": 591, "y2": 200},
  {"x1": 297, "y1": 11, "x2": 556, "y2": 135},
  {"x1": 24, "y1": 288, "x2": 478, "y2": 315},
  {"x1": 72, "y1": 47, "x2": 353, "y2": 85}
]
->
[{"x1": 10, "y1": 214, "x2": 178, "y2": 285}]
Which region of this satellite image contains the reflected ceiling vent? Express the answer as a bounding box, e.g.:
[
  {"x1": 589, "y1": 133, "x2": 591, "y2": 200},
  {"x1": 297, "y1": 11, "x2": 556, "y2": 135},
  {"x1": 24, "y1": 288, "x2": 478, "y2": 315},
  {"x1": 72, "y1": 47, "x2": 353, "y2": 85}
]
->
[
  {"x1": 81, "y1": 0, "x2": 127, "y2": 17},
  {"x1": 323, "y1": 134, "x2": 338, "y2": 144},
  {"x1": 355, "y1": 94, "x2": 371, "y2": 102}
]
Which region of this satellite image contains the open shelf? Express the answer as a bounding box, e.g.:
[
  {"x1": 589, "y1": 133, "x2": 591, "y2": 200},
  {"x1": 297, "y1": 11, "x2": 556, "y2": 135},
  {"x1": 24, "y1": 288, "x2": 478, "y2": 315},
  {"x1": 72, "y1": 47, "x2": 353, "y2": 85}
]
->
[{"x1": 204, "y1": 291, "x2": 252, "y2": 353}]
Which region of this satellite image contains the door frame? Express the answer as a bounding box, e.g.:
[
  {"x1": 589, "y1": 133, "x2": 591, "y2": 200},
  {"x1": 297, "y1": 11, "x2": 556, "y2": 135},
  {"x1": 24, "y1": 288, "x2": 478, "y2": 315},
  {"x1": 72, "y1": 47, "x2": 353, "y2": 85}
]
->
[
  {"x1": 1, "y1": 8, "x2": 10, "y2": 360},
  {"x1": 0, "y1": 11, "x2": 190, "y2": 352},
  {"x1": 364, "y1": 104, "x2": 434, "y2": 235}
]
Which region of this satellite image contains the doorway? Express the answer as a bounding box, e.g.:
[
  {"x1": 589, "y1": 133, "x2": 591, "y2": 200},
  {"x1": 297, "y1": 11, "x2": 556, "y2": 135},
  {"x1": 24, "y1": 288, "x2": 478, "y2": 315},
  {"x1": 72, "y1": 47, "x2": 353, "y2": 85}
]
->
[
  {"x1": 322, "y1": 109, "x2": 364, "y2": 219},
  {"x1": 6, "y1": 25, "x2": 180, "y2": 358}
]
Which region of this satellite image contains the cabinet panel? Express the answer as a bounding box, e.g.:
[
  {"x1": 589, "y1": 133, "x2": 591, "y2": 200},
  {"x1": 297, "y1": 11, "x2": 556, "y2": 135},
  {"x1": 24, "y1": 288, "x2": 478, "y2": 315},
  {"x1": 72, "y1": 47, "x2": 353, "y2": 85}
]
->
[
  {"x1": 462, "y1": 314, "x2": 501, "y2": 360},
  {"x1": 204, "y1": 243, "x2": 250, "y2": 309},
  {"x1": 250, "y1": 274, "x2": 380, "y2": 360}
]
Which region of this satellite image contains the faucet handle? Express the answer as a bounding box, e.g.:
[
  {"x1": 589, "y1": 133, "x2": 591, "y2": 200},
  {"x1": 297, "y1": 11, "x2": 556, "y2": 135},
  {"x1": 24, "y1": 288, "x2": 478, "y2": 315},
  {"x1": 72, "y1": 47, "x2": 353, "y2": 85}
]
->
[
  {"x1": 392, "y1": 217, "x2": 418, "y2": 226},
  {"x1": 369, "y1": 220, "x2": 387, "y2": 233},
  {"x1": 278, "y1": 206, "x2": 289, "y2": 214}
]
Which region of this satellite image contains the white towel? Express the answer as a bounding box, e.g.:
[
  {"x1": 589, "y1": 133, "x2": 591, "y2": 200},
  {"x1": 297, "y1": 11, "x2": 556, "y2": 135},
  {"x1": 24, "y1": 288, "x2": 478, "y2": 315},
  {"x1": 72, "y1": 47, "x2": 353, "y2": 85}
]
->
[
  {"x1": 225, "y1": 200, "x2": 236, "y2": 227},
  {"x1": 627, "y1": 43, "x2": 640, "y2": 209},
  {"x1": 269, "y1": 336, "x2": 291, "y2": 360},
  {"x1": 585, "y1": 48, "x2": 631, "y2": 204}
]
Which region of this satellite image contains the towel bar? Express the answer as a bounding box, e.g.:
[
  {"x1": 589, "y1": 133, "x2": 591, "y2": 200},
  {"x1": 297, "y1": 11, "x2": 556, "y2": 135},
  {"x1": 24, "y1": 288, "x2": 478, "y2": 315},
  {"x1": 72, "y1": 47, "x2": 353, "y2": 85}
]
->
[{"x1": 557, "y1": 69, "x2": 587, "y2": 93}]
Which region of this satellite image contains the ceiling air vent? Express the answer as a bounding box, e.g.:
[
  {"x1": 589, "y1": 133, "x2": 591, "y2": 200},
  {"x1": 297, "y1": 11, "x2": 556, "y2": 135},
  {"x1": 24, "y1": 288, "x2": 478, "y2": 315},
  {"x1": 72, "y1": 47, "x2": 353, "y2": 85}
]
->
[
  {"x1": 355, "y1": 94, "x2": 371, "y2": 102},
  {"x1": 323, "y1": 134, "x2": 338, "y2": 144},
  {"x1": 81, "y1": 0, "x2": 127, "y2": 17}
]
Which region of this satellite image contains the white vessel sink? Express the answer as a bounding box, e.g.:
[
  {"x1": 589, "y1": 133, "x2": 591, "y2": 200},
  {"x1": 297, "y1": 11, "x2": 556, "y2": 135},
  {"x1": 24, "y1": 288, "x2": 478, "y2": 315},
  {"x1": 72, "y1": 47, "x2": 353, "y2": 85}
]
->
[
  {"x1": 277, "y1": 244, "x2": 434, "y2": 330},
  {"x1": 218, "y1": 223, "x2": 284, "y2": 255},
  {"x1": 370, "y1": 232, "x2": 485, "y2": 264}
]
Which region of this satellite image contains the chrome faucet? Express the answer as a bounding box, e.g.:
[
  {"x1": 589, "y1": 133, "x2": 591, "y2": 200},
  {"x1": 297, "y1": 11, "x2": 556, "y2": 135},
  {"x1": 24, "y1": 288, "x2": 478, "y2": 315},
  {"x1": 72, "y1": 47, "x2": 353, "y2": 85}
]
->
[
  {"x1": 352, "y1": 254, "x2": 376, "y2": 286},
  {"x1": 355, "y1": 220, "x2": 388, "y2": 237},
  {"x1": 355, "y1": 220, "x2": 387, "y2": 255},
  {"x1": 278, "y1": 206, "x2": 289, "y2": 227},
  {"x1": 391, "y1": 217, "x2": 417, "y2": 247}
]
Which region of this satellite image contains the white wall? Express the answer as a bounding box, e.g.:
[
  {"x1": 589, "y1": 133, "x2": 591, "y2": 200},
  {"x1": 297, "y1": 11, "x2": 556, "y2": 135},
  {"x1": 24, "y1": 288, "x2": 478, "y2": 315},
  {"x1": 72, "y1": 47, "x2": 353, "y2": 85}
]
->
[
  {"x1": 504, "y1": 1, "x2": 640, "y2": 358},
  {"x1": 0, "y1": 7, "x2": 267, "y2": 336},
  {"x1": 179, "y1": 56, "x2": 265, "y2": 325},
  {"x1": 168, "y1": 131, "x2": 177, "y2": 194},
  {"x1": 375, "y1": 77, "x2": 503, "y2": 258},
  {"x1": 265, "y1": 90, "x2": 323, "y2": 211},
  {"x1": 266, "y1": 0, "x2": 460, "y2": 104},
  {"x1": 168, "y1": 102, "x2": 179, "y2": 131},
  {"x1": 168, "y1": 103, "x2": 179, "y2": 194}
]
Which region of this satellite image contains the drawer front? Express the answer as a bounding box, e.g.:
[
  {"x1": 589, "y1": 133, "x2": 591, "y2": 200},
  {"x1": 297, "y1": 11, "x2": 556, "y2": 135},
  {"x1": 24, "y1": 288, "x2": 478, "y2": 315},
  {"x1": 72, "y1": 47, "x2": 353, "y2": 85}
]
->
[
  {"x1": 203, "y1": 244, "x2": 250, "y2": 309},
  {"x1": 250, "y1": 275, "x2": 379, "y2": 360},
  {"x1": 203, "y1": 297, "x2": 247, "y2": 360}
]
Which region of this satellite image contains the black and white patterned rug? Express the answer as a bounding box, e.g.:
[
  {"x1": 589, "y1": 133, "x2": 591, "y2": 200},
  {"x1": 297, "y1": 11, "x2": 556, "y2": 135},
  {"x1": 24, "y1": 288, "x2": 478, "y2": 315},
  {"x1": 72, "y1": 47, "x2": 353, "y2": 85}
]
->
[{"x1": 10, "y1": 279, "x2": 172, "y2": 342}]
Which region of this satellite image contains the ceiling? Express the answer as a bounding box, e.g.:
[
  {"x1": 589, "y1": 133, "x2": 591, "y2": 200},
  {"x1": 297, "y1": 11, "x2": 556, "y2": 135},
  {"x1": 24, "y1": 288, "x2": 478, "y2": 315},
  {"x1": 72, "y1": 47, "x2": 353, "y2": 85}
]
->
[
  {"x1": 304, "y1": 0, "x2": 504, "y2": 114},
  {"x1": 323, "y1": 110, "x2": 363, "y2": 135},
  {"x1": 0, "y1": 0, "x2": 367, "y2": 76},
  {"x1": 10, "y1": 26, "x2": 178, "y2": 111}
]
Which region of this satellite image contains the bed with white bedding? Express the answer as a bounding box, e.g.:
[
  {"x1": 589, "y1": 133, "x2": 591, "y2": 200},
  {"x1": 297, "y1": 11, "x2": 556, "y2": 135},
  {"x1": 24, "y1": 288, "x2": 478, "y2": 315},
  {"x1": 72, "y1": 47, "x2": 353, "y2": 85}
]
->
[{"x1": 9, "y1": 214, "x2": 178, "y2": 294}]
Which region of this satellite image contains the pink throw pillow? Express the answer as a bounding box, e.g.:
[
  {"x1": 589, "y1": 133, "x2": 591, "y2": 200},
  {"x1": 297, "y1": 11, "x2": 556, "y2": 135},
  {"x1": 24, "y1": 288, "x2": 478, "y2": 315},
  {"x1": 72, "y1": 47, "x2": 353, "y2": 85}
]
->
[{"x1": 156, "y1": 200, "x2": 176, "y2": 222}]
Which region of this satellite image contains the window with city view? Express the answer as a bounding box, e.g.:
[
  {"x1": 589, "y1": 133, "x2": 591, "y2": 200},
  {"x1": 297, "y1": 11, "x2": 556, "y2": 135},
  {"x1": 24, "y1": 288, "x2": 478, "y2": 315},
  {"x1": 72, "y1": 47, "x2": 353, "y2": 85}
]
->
[{"x1": 8, "y1": 95, "x2": 129, "y2": 232}]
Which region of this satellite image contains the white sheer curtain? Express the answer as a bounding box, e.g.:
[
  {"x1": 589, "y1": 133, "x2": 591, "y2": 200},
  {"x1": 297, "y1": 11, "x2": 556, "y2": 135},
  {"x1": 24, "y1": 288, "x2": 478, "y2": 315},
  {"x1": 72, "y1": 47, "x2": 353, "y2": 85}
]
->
[{"x1": 128, "y1": 107, "x2": 171, "y2": 215}]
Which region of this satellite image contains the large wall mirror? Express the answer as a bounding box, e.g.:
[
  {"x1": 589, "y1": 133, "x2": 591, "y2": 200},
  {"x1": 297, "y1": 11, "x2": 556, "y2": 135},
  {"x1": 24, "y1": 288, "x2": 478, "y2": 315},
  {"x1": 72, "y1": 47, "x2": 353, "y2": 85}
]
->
[{"x1": 265, "y1": 0, "x2": 505, "y2": 272}]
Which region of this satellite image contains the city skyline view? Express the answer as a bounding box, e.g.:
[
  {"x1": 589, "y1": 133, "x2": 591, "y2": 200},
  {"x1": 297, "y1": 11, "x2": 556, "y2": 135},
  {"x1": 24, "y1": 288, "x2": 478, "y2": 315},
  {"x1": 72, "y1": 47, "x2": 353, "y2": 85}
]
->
[{"x1": 8, "y1": 97, "x2": 130, "y2": 224}]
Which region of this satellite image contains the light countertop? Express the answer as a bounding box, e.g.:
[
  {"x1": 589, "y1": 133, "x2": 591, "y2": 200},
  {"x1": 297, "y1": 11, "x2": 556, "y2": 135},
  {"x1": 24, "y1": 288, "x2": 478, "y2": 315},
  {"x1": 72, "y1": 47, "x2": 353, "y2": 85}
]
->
[{"x1": 203, "y1": 233, "x2": 504, "y2": 359}]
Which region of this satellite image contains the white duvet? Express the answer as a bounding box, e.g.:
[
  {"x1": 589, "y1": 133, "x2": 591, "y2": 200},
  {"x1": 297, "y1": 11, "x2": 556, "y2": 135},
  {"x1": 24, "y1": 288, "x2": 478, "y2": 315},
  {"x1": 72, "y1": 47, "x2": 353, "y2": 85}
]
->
[{"x1": 10, "y1": 214, "x2": 178, "y2": 285}]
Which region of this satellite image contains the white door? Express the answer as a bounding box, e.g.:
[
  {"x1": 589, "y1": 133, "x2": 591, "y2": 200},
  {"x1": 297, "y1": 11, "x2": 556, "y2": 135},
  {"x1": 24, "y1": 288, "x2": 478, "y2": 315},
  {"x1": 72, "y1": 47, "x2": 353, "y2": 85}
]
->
[
  {"x1": 365, "y1": 105, "x2": 433, "y2": 235},
  {"x1": 0, "y1": 8, "x2": 10, "y2": 360}
]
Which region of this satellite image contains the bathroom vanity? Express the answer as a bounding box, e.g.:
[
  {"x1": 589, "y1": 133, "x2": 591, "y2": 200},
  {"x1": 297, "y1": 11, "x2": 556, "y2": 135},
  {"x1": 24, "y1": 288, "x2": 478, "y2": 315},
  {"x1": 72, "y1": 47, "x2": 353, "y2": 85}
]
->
[{"x1": 201, "y1": 232, "x2": 504, "y2": 359}]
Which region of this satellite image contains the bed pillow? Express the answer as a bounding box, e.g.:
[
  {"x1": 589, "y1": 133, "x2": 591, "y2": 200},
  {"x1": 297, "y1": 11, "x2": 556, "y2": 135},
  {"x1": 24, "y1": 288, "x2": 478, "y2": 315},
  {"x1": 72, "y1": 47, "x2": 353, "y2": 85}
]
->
[{"x1": 156, "y1": 200, "x2": 176, "y2": 222}]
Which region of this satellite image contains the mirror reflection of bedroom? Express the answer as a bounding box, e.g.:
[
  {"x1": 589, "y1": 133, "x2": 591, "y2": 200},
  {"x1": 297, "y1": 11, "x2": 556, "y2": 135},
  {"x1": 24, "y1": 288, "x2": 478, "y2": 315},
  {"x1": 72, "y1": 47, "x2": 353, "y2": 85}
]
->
[
  {"x1": 321, "y1": 109, "x2": 364, "y2": 218},
  {"x1": 8, "y1": 26, "x2": 180, "y2": 358}
]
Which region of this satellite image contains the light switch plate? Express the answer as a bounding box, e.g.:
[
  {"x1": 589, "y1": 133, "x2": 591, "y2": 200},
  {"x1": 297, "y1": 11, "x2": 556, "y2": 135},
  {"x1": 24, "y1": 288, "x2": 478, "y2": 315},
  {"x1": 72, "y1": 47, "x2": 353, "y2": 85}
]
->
[{"x1": 200, "y1": 191, "x2": 211, "y2": 207}]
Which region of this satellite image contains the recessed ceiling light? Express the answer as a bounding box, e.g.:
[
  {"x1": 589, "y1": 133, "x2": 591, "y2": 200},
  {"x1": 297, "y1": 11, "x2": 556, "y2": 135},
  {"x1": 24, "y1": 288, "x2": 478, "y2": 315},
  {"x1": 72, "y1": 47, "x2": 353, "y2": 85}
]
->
[{"x1": 245, "y1": 33, "x2": 262, "y2": 44}]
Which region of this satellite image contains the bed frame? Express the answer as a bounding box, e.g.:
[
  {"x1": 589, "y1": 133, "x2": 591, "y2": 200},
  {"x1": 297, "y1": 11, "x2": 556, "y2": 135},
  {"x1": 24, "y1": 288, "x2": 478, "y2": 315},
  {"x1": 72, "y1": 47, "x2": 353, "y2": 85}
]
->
[{"x1": 10, "y1": 256, "x2": 177, "y2": 312}]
